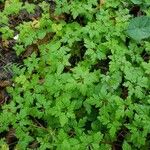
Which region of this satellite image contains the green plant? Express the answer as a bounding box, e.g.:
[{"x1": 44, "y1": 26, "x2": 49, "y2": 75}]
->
[
  {"x1": 0, "y1": 0, "x2": 150, "y2": 149},
  {"x1": 127, "y1": 16, "x2": 150, "y2": 41}
]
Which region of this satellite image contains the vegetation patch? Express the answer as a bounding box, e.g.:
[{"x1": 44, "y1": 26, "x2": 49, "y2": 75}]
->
[{"x1": 0, "y1": 0, "x2": 150, "y2": 149}]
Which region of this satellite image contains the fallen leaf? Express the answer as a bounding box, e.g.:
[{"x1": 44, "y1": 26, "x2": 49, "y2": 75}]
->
[
  {"x1": 100, "y1": 0, "x2": 105, "y2": 6},
  {"x1": 0, "y1": 80, "x2": 12, "y2": 87},
  {"x1": 21, "y1": 44, "x2": 38, "y2": 58},
  {"x1": 2, "y1": 40, "x2": 9, "y2": 48},
  {"x1": 31, "y1": 19, "x2": 40, "y2": 29}
]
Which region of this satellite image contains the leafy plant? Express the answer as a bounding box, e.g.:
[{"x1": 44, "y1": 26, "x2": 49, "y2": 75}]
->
[
  {"x1": 127, "y1": 16, "x2": 150, "y2": 41},
  {"x1": 0, "y1": 0, "x2": 150, "y2": 149}
]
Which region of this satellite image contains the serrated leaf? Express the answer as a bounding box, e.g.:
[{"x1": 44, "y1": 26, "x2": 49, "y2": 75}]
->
[
  {"x1": 61, "y1": 140, "x2": 71, "y2": 150},
  {"x1": 59, "y1": 113, "x2": 68, "y2": 127},
  {"x1": 130, "y1": 0, "x2": 143, "y2": 4},
  {"x1": 1, "y1": 144, "x2": 9, "y2": 150},
  {"x1": 127, "y1": 16, "x2": 150, "y2": 41},
  {"x1": 123, "y1": 141, "x2": 132, "y2": 150}
]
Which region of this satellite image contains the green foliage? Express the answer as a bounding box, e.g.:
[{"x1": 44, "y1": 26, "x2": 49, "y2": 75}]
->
[
  {"x1": 4, "y1": 0, "x2": 23, "y2": 15},
  {"x1": 0, "y1": 0, "x2": 150, "y2": 149},
  {"x1": 130, "y1": 0, "x2": 150, "y2": 5},
  {"x1": 127, "y1": 16, "x2": 150, "y2": 41},
  {"x1": 0, "y1": 26, "x2": 14, "y2": 40}
]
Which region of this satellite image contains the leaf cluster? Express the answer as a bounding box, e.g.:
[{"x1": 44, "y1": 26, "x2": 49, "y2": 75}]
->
[{"x1": 0, "y1": 0, "x2": 150, "y2": 150}]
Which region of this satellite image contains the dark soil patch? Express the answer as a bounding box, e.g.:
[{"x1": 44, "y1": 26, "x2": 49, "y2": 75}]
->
[
  {"x1": 28, "y1": 140, "x2": 39, "y2": 149},
  {"x1": 69, "y1": 41, "x2": 86, "y2": 68},
  {"x1": 6, "y1": 128, "x2": 18, "y2": 150},
  {"x1": 9, "y1": 6, "x2": 42, "y2": 30},
  {"x1": 120, "y1": 76, "x2": 128, "y2": 100},
  {"x1": 0, "y1": 2, "x2": 4, "y2": 11},
  {"x1": 129, "y1": 5, "x2": 141, "y2": 17},
  {"x1": 141, "y1": 50, "x2": 150, "y2": 62},
  {"x1": 113, "y1": 127, "x2": 129, "y2": 150},
  {"x1": 90, "y1": 57, "x2": 110, "y2": 74},
  {"x1": 0, "y1": 127, "x2": 17, "y2": 150}
]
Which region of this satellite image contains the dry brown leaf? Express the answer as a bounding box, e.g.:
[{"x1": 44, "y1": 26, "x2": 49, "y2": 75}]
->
[
  {"x1": 21, "y1": 44, "x2": 38, "y2": 58},
  {"x1": 37, "y1": 33, "x2": 54, "y2": 45},
  {"x1": 39, "y1": 79, "x2": 45, "y2": 84},
  {"x1": 0, "y1": 80, "x2": 11, "y2": 87},
  {"x1": 2, "y1": 40, "x2": 9, "y2": 48},
  {"x1": 100, "y1": 0, "x2": 105, "y2": 6},
  {"x1": 6, "y1": 128, "x2": 17, "y2": 146},
  {"x1": 31, "y1": 19, "x2": 40, "y2": 29},
  {"x1": 0, "y1": 90, "x2": 6, "y2": 105}
]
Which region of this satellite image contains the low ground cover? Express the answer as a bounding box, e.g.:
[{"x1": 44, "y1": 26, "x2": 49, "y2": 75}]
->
[{"x1": 0, "y1": 0, "x2": 150, "y2": 149}]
